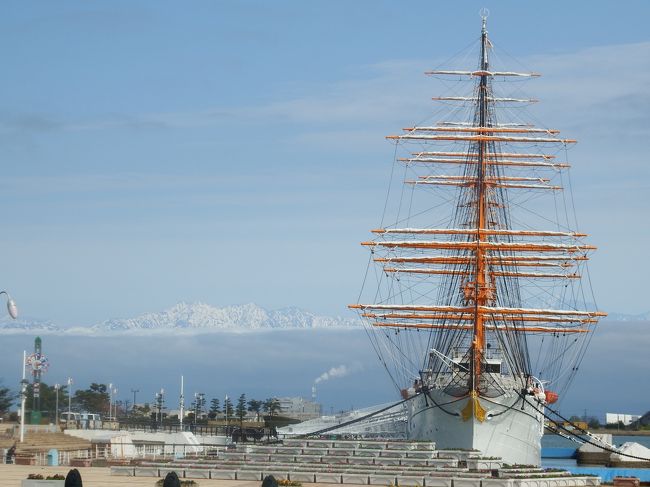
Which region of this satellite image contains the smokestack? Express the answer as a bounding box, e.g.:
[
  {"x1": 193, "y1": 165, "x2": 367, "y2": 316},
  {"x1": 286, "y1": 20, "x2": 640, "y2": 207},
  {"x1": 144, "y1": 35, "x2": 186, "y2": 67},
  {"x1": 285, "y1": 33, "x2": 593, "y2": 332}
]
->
[{"x1": 312, "y1": 384, "x2": 316, "y2": 401}]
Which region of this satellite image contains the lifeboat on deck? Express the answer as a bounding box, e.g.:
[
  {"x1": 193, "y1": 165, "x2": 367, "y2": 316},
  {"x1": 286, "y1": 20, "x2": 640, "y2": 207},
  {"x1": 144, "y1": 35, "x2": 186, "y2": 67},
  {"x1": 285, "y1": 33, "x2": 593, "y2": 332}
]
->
[{"x1": 545, "y1": 390, "x2": 559, "y2": 404}]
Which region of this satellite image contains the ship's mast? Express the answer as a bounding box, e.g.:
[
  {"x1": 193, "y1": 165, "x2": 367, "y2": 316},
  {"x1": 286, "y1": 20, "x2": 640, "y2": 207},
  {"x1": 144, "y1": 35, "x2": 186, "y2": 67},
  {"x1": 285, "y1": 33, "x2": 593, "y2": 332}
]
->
[
  {"x1": 471, "y1": 14, "x2": 490, "y2": 393},
  {"x1": 349, "y1": 12, "x2": 607, "y2": 403}
]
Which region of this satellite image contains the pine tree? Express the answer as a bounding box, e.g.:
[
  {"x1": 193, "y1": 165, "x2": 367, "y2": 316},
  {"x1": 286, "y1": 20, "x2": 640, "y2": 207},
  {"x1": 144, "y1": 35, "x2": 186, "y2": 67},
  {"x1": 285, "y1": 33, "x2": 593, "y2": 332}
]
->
[
  {"x1": 223, "y1": 396, "x2": 234, "y2": 421},
  {"x1": 263, "y1": 397, "x2": 281, "y2": 417},
  {"x1": 209, "y1": 398, "x2": 221, "y2": 419},
  {"x1": 236, "y1": 394, "x2": 247, "y2": 428},
  {"x1": 247, "y1": 399, "x2": 263, "y2": 421},
  {"x1": 0, "y1": 382, "x2": 15, "y2": 415}
]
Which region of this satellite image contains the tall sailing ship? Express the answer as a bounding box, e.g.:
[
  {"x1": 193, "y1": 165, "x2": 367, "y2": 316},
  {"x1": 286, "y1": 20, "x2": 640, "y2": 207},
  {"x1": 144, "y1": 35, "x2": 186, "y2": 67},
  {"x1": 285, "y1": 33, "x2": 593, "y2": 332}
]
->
[{"x1": 350, "y1": 14, "x2": 605, "y2": 466}]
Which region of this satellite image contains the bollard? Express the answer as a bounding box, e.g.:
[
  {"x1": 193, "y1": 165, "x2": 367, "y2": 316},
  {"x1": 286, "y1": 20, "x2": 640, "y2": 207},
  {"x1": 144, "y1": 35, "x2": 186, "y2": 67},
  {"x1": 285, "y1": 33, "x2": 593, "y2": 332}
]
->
[
  {"x1": 262, "y1": 475, "x2": 279, "y2": 487},
  {"x1": 163, "y1": 471, "x2": 181, "y2": 487},
  {"x1": 65, "y1": 468, "x2": 83, "y2": 487}
]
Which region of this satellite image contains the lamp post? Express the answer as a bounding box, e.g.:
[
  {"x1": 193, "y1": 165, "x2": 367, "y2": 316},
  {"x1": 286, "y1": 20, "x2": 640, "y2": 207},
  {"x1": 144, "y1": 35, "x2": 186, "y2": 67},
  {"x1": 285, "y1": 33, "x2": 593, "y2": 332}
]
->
[
  {"x1": 0, "y1": 291, "x2": 18, "y2": 319},
  {"x1": 54, "y1": 384, "x2": 60, "y2": 428},
  {"x1": 113, "y1": 387, "x2": 120, "y2": 419},
  {"x1": 112, "y1": 386, "x2": 118, "y2": 420},
  {"x1": 19, "y1": 351, "x2": 27, "y2": 442},
  {"x1": 1, "y1": 294, "x2": 20, "y2": 439}
]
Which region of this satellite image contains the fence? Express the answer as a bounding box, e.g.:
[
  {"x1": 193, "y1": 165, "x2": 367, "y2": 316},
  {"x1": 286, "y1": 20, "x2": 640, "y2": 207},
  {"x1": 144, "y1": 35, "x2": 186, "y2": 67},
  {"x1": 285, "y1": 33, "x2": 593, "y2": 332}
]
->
[{"x1": 3, "y1": 442, "x2": 229, "y2": 466}]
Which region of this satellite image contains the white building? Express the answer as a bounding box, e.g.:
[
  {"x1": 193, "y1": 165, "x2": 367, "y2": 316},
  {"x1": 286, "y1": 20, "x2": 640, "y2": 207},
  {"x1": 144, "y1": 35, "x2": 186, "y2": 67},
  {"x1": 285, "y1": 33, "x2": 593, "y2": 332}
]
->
[
  {"x1": 606, "y1": 413, "x2": 641, "y2": 426},
  {"x1": 277, "y1": 397, "x2": 322, "y2": 421}
]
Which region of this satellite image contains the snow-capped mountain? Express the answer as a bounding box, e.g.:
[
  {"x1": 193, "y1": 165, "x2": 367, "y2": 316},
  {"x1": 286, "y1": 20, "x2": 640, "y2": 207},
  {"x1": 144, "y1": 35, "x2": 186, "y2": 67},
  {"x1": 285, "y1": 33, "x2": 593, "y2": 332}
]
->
[
  {"x1": 93, "y1": 302, "x2": 361, "y2": 334},
  {"x1": 0, "y1": 302, "x2": 361, "y2": 335},
  {"x1": 0, "y1": 317, "x2": 61, "y2": 334}
]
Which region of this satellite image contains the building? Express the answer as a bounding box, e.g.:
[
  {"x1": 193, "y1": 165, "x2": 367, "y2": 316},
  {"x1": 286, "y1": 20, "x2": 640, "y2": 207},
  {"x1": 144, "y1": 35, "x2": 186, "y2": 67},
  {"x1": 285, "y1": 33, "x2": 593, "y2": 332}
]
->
[
  {"x1": 606, "y1": 413, "x2": 641, "y2": 426},
  {"x1": 277, "y1": 397, "x2": 321, "y2": 421}
]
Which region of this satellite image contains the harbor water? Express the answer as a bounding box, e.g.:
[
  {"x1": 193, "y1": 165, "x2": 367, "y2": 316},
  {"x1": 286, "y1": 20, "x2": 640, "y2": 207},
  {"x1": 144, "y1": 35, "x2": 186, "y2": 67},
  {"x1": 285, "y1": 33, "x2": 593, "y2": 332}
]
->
[{"x1": 542, "y1": 434, "x2": 650, "y2": 481}]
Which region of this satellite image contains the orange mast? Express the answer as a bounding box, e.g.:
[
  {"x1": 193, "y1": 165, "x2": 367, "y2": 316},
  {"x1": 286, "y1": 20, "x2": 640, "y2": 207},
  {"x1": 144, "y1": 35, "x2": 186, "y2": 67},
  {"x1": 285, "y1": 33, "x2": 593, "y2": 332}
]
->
[{"x1": 471, "y1": 15, "x2": 491, "y2": 393}]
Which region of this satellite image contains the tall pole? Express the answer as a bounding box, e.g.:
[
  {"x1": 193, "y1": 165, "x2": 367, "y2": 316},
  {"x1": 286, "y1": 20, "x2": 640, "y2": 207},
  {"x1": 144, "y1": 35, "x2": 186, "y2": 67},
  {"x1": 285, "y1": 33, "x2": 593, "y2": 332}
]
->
[
  {"x1": 67, "y1": 377, "x2": 73, "y2": 426},
  {"x1": 20, "y1": 351, "x2": 26, "y2": 442},
  {"x1": 113, "y1": 387, "x2": 118, "y2": 419},
  {"x1": 193, "y1": 392, "x2": 198, "y2": 427},
  {"x1": 54, "y1": 384, "x2": 60, "y2": 428},
  {"x1": 179, "y1": 376, "x2": 184, "y2": 430},
  {"x1": 32, "y1": 337, "x2": 42, "y2": 413}
]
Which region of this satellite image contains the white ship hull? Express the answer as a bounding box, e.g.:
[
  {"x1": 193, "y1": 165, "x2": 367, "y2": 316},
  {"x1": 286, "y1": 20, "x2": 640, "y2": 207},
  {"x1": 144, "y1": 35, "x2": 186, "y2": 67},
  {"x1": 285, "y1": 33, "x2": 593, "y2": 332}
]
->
[{"x1": 408, "y1": 388, "x2": 544, "y2": 466}]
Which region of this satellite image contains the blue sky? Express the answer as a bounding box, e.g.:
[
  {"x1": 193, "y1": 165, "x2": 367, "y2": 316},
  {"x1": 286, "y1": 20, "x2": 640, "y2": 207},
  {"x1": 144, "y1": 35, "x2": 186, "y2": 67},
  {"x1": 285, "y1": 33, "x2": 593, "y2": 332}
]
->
[{"x1": 1, "y1": 1, "x2": 649, "y2": 326}]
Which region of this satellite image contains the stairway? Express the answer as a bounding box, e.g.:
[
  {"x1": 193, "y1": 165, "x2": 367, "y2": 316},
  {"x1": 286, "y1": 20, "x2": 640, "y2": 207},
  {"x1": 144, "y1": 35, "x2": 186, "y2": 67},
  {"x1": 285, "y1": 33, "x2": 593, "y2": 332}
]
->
[{"x1": 14, "y1": 432, "x2": 91, "y2": 454}]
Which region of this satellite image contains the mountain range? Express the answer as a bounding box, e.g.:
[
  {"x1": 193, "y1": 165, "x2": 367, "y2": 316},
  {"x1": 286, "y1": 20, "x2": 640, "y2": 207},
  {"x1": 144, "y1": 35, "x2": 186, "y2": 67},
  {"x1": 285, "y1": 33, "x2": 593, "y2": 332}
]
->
[
  {"x1": 0, "y1": 302, "x2": 362, "y2": 336},
  {"x1": 0, "y1": 302, "x2": 646, "y2": 336}
]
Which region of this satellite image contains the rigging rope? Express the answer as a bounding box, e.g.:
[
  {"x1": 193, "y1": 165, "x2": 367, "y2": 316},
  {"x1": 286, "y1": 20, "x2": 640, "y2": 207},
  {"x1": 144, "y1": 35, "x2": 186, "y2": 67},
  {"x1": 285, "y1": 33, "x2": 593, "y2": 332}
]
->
[
  {"x1": 297, "y1": 396, "x2": 413, "y2": 438},
  {"x1": 517, "y1": 393, "x2": 650, "y2": 463}
]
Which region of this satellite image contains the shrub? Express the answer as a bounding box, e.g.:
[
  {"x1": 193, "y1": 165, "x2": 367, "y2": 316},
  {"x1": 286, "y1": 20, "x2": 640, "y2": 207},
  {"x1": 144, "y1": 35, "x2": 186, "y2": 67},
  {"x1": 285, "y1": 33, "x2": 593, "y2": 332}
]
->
[{"x1": 155, "y1": 479, "x2": 198, "y2": 487}]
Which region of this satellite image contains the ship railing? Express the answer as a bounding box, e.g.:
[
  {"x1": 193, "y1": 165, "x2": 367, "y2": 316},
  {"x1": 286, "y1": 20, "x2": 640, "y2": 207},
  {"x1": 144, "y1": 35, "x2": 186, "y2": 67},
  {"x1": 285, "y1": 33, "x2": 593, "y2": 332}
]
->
[{"x1": 450, "y1": 347, "x2": 504, "y2": 361}]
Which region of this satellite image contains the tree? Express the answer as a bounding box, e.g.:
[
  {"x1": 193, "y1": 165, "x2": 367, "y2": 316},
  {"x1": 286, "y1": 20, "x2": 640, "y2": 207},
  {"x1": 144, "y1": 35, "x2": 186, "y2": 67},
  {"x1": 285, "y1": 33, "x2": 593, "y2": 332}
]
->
[
  {"x1": 248, "y1": 399, "x2": 263, "y2": 421},
  {"x1": 0, "y1": 382, "x2": 16, "y2": 416},
  {"x1": 223, "y1": 396, "x2": 234, "y2": 420},
  {"x1": 191, "y1": 393, "x2": 206, "y2": 421},
  {"x1": 587, "y1": 416, "x2": 601, "y2": 429},
  {"x1": 73, "y1": 383, "x2": 109, "y2": 414},
  {"x1": 263, "y1": 398, "x2": 281, "y2": 417},
  {"x1": 132, "y1": 403, "x2": 151, "y2": 418},
  {"x1": 25, "y1": 382, "x2": 69, "y2": 418},
  {"x1": 209, "y1": 398, "x2": 221, "y2": 419},
  {"x1": 236, "y1": 394, "x2": 247, "y2": 428}
]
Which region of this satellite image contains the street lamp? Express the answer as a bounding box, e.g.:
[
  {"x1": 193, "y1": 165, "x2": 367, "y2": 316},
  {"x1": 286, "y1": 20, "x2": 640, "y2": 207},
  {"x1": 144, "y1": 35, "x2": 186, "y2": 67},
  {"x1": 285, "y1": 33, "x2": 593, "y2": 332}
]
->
[
  {"x1": 54, "y1": 384, "x2": 60, "y2": 428},
  {"x1": 7, "y1": 299, "x2": 21, "y2": 441},
  {"x1": 0, "y1": 291, "x2": 18, "y2": 319},
  {"x1": 19, "y1": 351, "x2": 27, "y2": 442}
]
